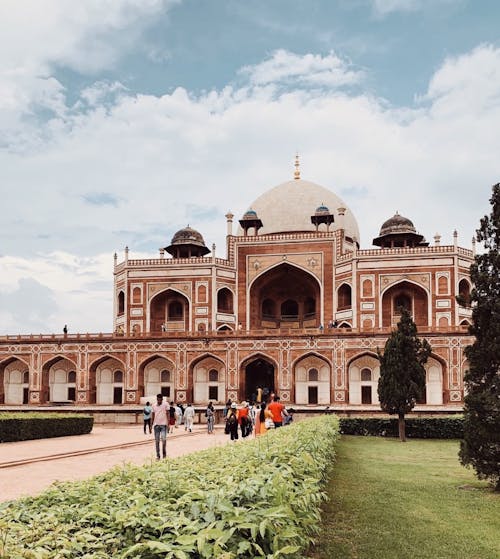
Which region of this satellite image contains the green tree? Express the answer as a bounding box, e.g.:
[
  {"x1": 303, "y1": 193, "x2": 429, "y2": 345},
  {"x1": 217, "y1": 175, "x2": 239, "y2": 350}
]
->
[
  {"x1": 459, "y1": 183, "x2": 500, "y2": 491},
  {"x1": 377, "y1": 308, "x2": 431, "y2": 441}
]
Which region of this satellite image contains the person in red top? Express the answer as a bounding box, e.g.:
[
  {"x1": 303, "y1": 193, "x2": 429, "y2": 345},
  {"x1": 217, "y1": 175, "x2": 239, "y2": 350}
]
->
[
  {"x1": 238, "y1": 401, "x2": 251, "y2": 437},
  {"x1": 267, "y1": 395, "x2": 287, "y2": 428}
]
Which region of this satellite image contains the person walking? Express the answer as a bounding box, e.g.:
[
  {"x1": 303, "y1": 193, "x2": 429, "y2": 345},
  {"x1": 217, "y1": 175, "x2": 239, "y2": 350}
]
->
[
  {"x1": 168, "y1": 401, "x2": 177, "y2": 434},
  {"x1": 255, "y1": 402, "x2": 274, "y2": 435},
  {"x1": 184, "y1": 403, "x2": 195, "y2": 432},
  {"x1": 225, "y1": 402, "x2": 239, "y2": 441},
  {"x1": 268, "y1": 395, "x2": 287, "y2": 428},
  {"x1": 175, "y1": 403, "x2": 183, "y2": 429},
  {"x1": 143, "y1": 401, "x2": 153, "y2": 434},
  {"x1": 239, "y1": 401, "x2": 251, "y2": 438},
  {"x1": 152, "y1": 394, "x2": 168, "y2": 460},
  {"x1": 206, "y1": 401, "x2": 215, "y2": 434}
]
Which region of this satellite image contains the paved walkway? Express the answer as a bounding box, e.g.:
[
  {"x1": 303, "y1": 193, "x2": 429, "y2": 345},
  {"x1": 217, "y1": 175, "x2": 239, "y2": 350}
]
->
[{"x1": 0, "y1": 424, "x2": 230, "y2": 503}]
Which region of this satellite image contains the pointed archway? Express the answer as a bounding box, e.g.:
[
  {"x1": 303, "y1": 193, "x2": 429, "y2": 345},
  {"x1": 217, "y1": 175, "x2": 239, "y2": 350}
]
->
[{"x1": 243, "y1": 356, "x2": 275, "y2": 403}]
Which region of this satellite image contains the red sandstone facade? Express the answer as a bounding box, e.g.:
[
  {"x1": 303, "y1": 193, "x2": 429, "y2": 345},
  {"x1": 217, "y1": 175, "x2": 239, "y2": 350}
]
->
[{"x1": 0, "y1": 172, "x2": 474, "y2": 410}]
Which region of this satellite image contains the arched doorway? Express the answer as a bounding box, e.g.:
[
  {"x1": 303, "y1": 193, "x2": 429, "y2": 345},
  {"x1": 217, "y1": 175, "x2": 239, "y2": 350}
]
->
[
  {"x1": 149, "y1": 289, "x2": 190, "y2": 333},
  {"x1": 381, "y1": 280, "x2": 429, "y2": 328},
  {"x1": 249, "y1": 263, "x2": 321, "y2": 329},
  {"x1": 244, "y1": 357, "x2": 275, "y2": 402}
]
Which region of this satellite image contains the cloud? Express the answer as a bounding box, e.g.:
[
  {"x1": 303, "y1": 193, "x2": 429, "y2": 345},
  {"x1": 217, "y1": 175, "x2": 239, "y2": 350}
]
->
[
  {"x1": 82, "y1": 192, "x2": 122, "y2": 207},
  {"x1": 369, "y1": 0, "x2": 459, "y2": 16},
  {"x1": 239, "y1": 49, "x2": 365, "y2": 88}
]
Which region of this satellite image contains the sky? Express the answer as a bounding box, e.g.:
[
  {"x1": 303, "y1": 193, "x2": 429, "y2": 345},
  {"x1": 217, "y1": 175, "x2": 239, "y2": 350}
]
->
[{"x1": 0, "y1": 0, "x2": 499, "y2": 335}]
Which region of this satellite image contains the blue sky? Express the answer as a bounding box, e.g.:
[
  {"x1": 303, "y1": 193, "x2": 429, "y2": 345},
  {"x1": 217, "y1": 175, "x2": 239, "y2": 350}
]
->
[{"x1": 0, "y1": 0, "x2": 499, "y2": 334}]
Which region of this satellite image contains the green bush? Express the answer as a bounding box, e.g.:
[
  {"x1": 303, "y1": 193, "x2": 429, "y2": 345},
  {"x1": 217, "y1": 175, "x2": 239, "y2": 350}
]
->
[
  {"x1": 0, "y1": 413, "x2": 94, "y2": 442},
  {"x1": 339, "y1": 416, "x2": 464, "y2": 439},
  {"x1": 0, "y1": 416, "x2": 339, "y2": 559}
]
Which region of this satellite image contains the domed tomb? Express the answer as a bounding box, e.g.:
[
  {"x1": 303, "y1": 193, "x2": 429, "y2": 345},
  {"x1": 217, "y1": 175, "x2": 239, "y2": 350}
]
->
[
  {"x1": 372, "y1": 212, "x2": 428, "y2": 248},
  {"x1": 239, "y1": 178, "x2": 359, "y2": 241},
  {"x1": 164, "y1": 226, "x2": 210, "y2": 258}
]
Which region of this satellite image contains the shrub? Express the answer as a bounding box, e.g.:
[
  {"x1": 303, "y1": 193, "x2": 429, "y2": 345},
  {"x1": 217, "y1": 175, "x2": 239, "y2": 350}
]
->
[
  {"x1": 0, "y1": 416, "x2": 339, "y2": 558},
  {"x1": 0, "y1": 413, "x2": 94, "y2": 442},
  {"x1": 339, "y1": 417, "x2": 463, "y2": 439}
]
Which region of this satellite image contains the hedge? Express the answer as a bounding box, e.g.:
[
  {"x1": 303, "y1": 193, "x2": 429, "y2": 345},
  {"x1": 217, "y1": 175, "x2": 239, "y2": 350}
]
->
[
  {"x1": 0, "y1": 413, "x2": 94, "y2": 443},
  {"x1": 339, "y1": 416, "x2": 464, "y2": 439},
  {"x1": 0, "y1": 416, "x2": 339, "y2": 559}
]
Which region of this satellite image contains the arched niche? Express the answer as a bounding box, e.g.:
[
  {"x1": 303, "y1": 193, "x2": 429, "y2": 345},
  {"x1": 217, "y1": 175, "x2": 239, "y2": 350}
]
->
[
  {"x1": 217, "y1": 287, "x2": 234, "y2": 314},
  {"x1": 150, "y1": 289, "x2": 190, "y2": 333},
  {"x1": 40, "y1": 356, "x2": 77, "y2": 404},
  {"x1": 138, "y1": 356, "x2": 176, "y2": 402},
  {"x1": 348, "y1": 353, "x2": 380, "y2": 405},
  {"x1": 1, "y1": 357, "x2": 30, "y2": 404},
  {"x1": 249, "y1": 263, "x2": 321, "y2": 329},
  {"x1": 191, "y1": 355, "x2": 226, "y2": 404},
  {"x1": 89, "y1": 356, "x2": 125, "y2": 405},
  {"x1": 294, "y1": 353, "x2": 331, "y2": 405},
  {"x1": 381, "y1": 280, "x2": 429, "y2": 328},
  {"x1": 240, "y1": 354, "x2": 276, "y2": 403}
]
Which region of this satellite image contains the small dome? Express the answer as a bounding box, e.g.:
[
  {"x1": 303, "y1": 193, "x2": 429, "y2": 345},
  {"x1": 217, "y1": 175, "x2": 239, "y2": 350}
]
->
[
  {"x1": 165, "y1": 226, "x2": 210, "y2": 257},
  {"x1": 242, "y1": 208, "x2": 259, "y2": 220},
  {"x1": 378, "y1": 212, "x2": 416, "y2": 236},
  {"x1": 315, "y1": 203, "x2": 330, "y2": 215},
  {"x1": 170, "y1": 226, "x2": 207, "y2": 247},
  {"x1": 373, "y1": 212, "x2": 428, "y2": 248}
]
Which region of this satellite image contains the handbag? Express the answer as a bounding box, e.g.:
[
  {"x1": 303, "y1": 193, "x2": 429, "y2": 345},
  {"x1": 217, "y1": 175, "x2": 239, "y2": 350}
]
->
[{"x1": 264, "y1": 417, "x2": 275, "y2": 429}]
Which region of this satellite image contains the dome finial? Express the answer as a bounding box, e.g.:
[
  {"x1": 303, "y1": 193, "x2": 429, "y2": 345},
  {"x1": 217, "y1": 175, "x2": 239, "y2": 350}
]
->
[{"x1": 294, "y1": 153, "x2": 301, "y2": 180}]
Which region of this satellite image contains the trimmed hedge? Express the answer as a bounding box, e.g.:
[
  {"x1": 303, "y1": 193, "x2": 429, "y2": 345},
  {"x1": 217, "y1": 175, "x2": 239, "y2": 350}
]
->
[
  {"x1": 0, "y1": 413, "x2": 94, "y2": 442},
  {"x1": 339, "y1": 416, "x2": 464, "y2": 439},
  {"x1": 0, "y1": 416, "x2": 339, "y2": 558}
]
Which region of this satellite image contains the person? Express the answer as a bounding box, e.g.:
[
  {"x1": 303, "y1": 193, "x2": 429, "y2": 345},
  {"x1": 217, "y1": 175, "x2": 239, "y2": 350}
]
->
[
  {"x1": 223, "y1": 399, "x2": 231, "y2": 419},
  {"x1": 206, "y1": 401, "x2": 215, "y2": 434},
  {"x1": 63, "y1": 325, "x2": 68, "y2": 335},
  {"x1": 256, "y1": 387, "x2": 263, "y2": 404},
  {"x1": 168, "y1": 401, "x2": 177, "y2": 434},
  {"x1": 283, "y1": 408, "x2": 294, "y2": 426},
  {"x1": 255, "y1": 402, "x2": 274, "y2": 435},
  {"x1": 267, "y1": 395, "x2": 287, "y2": 428},
  {"x1": 225, "y1": 402, "x2": 239, "y2": 441},
  {"x1": 332, "y1": 320, "x2": 338, "y2": 328},
  {"x1": 327, "y1": 320, "x2": 334, "y2": 329},
  {"x1": 184, "y1": 402, "x2": 195, "y2": 432},
  {"x1": 239, "y1": 401, "x2": 251, "y2": 438},
  {"x1": 143, "y1": 401, "x2": 153, "y2": 434},
  {"x1": 319, "y1": 323, "x2": 324, "y2": 332},
  {"x1": 175, "y1": 403, "x2": 183, "y2": 428},
  {"x1": 152, "y1": 393, "x2": 168, "y2": 459}
]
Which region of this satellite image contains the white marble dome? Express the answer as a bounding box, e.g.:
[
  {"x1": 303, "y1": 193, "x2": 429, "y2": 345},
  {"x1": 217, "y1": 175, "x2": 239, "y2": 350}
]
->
[{"x1": 239, "y1": 178, "x2": 359, "y2": 240}]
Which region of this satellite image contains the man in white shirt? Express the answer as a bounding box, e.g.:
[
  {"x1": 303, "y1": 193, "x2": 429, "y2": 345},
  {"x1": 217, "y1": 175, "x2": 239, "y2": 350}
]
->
[
  {"x1": 184, "y1": 403, "x2": 195, "y2": 432},
  {"x1": 152, "y1": 393, "x2": 168, "y2": 459}
]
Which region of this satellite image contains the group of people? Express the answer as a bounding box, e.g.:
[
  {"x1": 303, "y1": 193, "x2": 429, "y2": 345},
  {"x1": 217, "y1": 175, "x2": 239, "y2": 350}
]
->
[
  {"x1": 223, "y1": 395, "x2": 294, "y2": 441},
  {"x1": 143, "y1": 396, "x2": 197, "y2": 460},
  {"x1": 143, "y1": 393, "x2": 295, "y2": 459}
]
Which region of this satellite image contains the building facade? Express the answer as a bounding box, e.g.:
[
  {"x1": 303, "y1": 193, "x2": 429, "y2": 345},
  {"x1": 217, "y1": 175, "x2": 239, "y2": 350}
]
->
[{"x1": 0, "y1": 165, "x2": 474, "y2": 410}]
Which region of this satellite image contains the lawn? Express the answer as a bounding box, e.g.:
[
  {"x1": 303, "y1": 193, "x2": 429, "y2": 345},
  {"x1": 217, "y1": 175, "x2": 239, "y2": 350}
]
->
[{"x1": 309, "y1": 436, "x2": 499, "y2": 559}]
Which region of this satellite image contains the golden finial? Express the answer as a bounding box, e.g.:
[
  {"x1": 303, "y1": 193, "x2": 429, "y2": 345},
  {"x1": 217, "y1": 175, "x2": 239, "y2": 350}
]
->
[{"x1": 294, "y1": 153, "x2": 301, "y2": 180}]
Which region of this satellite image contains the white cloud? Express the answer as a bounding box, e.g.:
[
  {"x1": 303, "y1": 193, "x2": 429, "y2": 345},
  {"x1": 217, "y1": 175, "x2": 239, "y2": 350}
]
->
[
  {"x1": 239, "y1": 49, "x2": 365, "y2": 88},
  {"x1": 370, "y1": 0, "x2": 458, "y2": 16},
  {"x1": 1, "y1": 43, "x2": 499, "y2": 333}
]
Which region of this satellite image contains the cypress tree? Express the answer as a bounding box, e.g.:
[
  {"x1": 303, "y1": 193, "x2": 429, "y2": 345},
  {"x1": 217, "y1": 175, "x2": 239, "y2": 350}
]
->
[
  {"x1": 377, "y1": 308, "x2": 431, "y2": 441},
  {"x1": 459, "y1": 183, "x2": 500, "y2": 491}
]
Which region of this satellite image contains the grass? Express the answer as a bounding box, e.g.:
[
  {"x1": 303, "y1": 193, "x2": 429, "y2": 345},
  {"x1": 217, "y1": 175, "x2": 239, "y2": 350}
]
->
[{"x1": 309, "y1": 436, "x2": 499, "y2": 559}]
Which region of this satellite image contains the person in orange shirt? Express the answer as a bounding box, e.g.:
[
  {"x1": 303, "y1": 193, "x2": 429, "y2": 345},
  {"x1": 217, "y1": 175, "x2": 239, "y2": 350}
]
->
[
  {"x1": 238, "y1": 401, "x2": 251, "y2": 437},
  {"x1": 267, "y1": 395, "x2": 287, "y2": 428}
]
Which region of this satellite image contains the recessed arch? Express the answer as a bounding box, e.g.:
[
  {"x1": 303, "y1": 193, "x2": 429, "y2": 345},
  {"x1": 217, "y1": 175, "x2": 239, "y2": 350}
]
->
[
  {"x1": 149, "y1": 288, "x2": 191, "y2": 334},
  {"x1": 248, "y1": 262, "x2": 322, "y2": 329},
  {"x1": 217, "y1": 287, "x2": 234, "y2": 314},
  {"x1": 190, "y1": 354, "x2": 226, "y2": 405},
  {"x1": 41, "y1": 356, "x2": 78, "y2": 404},
  {"x1": 380, "y1": 279, "x2": 430, "y2": 328},
  {"x1": 1, "y1": 357, "x2": 31, "y2": 404},
  {"x1": 89, "y1": 355, "x2": 126, "y2": 405},
  {"x1": 138, "y1": 354, "x2": 176, "y2": 401},
  {"x1": 293, "y1": 352, "x2": 331, "y2": 405},
  {"x1": 337, "y1": 283, "x2": 352, "y2": 310},
  {"x1": 240, "y1": 353, "x2": 278, "y2": 403},
  {"x1": 347, "y1": 352, "x2": 380, "y2": 405}
]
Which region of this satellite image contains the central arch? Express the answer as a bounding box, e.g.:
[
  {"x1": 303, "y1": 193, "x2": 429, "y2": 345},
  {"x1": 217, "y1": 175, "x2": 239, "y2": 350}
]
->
[
  {"x1": 249, "y1": 263, "x2": 321, "y2": 329},
  {"x1": 242, "y1": 355, "x2": 275, "y2": 403}
]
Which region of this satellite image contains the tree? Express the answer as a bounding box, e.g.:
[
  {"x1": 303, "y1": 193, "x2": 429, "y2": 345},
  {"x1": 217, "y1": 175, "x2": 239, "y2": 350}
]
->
[
  {"x1": 459, "y1": 183, "x2": 500, "y2": 491},
  {"x1": 377, "y1": 308, "x2": 431, "y2": 441}
]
